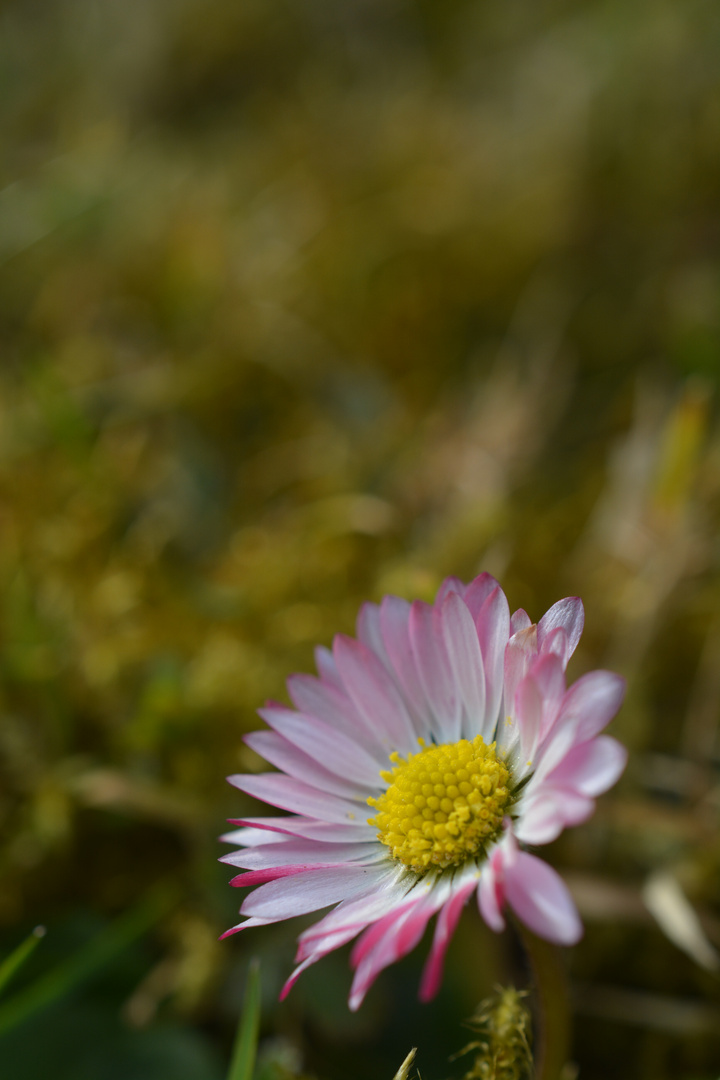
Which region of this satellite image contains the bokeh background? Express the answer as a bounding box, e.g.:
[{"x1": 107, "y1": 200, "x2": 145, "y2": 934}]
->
[{"x1": 1, "y1": 0, "x2": 720, "y2": 1077}]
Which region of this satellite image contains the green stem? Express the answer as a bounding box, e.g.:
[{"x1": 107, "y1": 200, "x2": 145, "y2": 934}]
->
[
  {"x1": 514, "y1": 921, "x2": 571, "y2": 1080},
  {"x1": 227, "y1": 959, "x2": 261, "y2": 1080}
]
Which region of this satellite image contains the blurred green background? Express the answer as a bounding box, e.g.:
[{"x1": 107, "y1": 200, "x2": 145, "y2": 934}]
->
[{"x1": 1, "y1": 0, "x2": 720, "y2": 1077}]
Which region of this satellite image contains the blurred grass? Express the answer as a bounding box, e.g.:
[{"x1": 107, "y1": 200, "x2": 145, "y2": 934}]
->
[{"x1": 0, "y1": 0, "x2": 720, "y2": 1077}]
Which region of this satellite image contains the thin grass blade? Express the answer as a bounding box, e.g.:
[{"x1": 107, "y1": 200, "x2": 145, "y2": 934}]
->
[
  {"x1": 0, "y1": 927, "x2": 46, "y2": 997},
  {"x1": 227, "y1": 959, "x2": 261, "y2": 1080},
  {"x1": 0, "y1": 887, "x2": 173, "y2": 1037}
]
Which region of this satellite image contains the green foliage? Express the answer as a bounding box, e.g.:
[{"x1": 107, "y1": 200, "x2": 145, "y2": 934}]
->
[
  {"x1": 227, "y1": 961, "x2": 261, "y2": 1080},
  {"x1": 0, "y1": 926, "x2": 45, "y2": 997}
]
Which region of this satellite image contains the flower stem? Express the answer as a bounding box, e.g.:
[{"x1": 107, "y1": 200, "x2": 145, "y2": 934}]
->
[{"x1": 513, "y1": 921, "x2": 571, "y2": 1080}]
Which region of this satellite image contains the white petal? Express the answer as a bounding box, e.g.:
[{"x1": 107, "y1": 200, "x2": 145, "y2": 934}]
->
[
  {"x1": 348, "y1": 877, "x2": 450, "y2": 1010},
  {"x1": 258, "y1": 706, "x2": 382, "y2": 787},
  {"x1": 545, "y1": 735, "x2": 627, "y2": 797},
  {"x1": 334, "y1": 634, "x2": 417, "y2": 753},
  {"x1": 409, "y1": 600, "x2": 461, "y2": 740},
  {"x1": 224, "y1": 815, "x2": 376, "y2": 843},
  {"x1": 221, "y1": 840, "x2": 381, "y2": 870},
  {"x1": 240, "y1": 865, "x2": 385, "y2": 920},
  {"x1": 555, "y1": 670, "x2": 626, "y2": 742},
  {"x1": 504, "y1": 851, "x2": 583, "y2": 944},
  {"x1": 228, "y1": 773, "x2": 365, "y2": 824},
  {"x1": 537, "y1": 597, "x2": 584, "y2": 658},
  {"x1": 435, "y1": 576, "x2": 466, "y2": 604},
  {"x1": 439, "y1": 592, "x2": 487, "y2": 741},
  {"x1": 463, "y1": 573, "x2": 502, "y2": 620},
  {"x1": 286, "y1": 673, "x2": 384, "y2": 757},
  {"x1": 356, "y1": 602, "x2": 392, "y2": 673},
  {"x1": 510, "y1": 608, "x2": 532, "y2": 634},
  {"x1": 476, "y1": 586, "x2": 510, "y2": 738},
  {"x1": 314, "y1": 645, "x2": 344, "y2": 689},
  {"x1": 245, "y1": 730, "x2": 372, "y2": 800},
  {"x1": 380, "y1": 595, "x2": 433, "y2": 739}
]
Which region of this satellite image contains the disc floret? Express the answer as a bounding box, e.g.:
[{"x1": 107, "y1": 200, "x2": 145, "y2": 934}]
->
[{"x1": 368, "y1": 735, "x2": 511, "y2": 873}]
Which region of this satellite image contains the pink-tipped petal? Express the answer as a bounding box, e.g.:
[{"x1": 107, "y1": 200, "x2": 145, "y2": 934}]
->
[
  {"x1": 356, "y1": 602, "x2": 392, "y2": 673},
  {"x1": 476, "y1": 586, "x2": 511, "y2": 737},
  {"x1": 539, "y1": 626, "x2": 570, "y2": 666},
  {"x1": 464, "y1": 573, "x2": 502, "y2": 620},
  {"x1": 515, "y1": 672, "x2": 544, "y2": 765},
  {"x1": 556, "y1": 670, "x2": 626, "y2": 742},
  {"x1": 280, "y1": 957, "x2": 316, "y2": 1000},
  {"x1": 295, "y1": 874, "x2": 415, "y2": 964},
  {"x1": 419, "y1": 877, "x2": 476, "y2": 1001},
  {"x1": 478, "y1": 848, "x2": 506, "y2": 933},
  {"x1": 219, "y1": 916, "x2": 273, "y2": 940},
  {"x1": 537, "y1": 597, "x2": 584, "y2": 658},
  {"x1": 409, "y1": 601, "x2": 461, "y2": 740},
  {"x1": 546, "y1": 735, "x2": 628, "y2": 797},
  {"x1": 513, "y1": 789, "x2": 593, "y2": 845},
  {"x1": 258, "y1": 707, "x2": 382, "y2": 787},
  {"x1": 504, "y1": 625, "x2": 539, "y2": 711},
  {"x1": 379, "y1": 595, "x2": 432, "y2": 737},
  {"x1": 245, "y1": 730, "x2": 371, "y2": 800},
  {"x1": 228, "y1": 773, "x2": 364, "y2": 824},
  {"x1": 314, "y1": 645, "x2": 344, "y2": 689},
  {"x1": 286, "y1": 673, "x2": 382, "y2": 756},
  {"x1": 348, "y1": 881, "x2": 449, "y2": 1010},
  {"x1": 510, "y1": 608, "x2": 533, "y2": 635},
  {"x1": 222, "y1": 839, "x2": 380, "y2": 870},
  {"x1": 334, "y1": 634, "x2": 417, "y2": 752},
  {"x1": 504, "y1": 851, "x2": 583, "y2": 945},
  {"x1": 435, "y1": 576, "x2": 467, "y2": 604},
  {"x1": 240, "y1": 865, "x2": 383, "y2": 921},
  {"x1": 231, "y1": 865, "x2": 337, "y2": 888},
  {"x1": 221, "y1": 824, "x2": 290, "y2": 846},
  {"x1": 528, "y1": 651, "x2": 566, "y2": 741},
  {"x1": 439, "y1": 592, "x2": 486, "y2": 742},
  {"x1": 224, "y1": 816, "x2": 375, "y2": 843}
]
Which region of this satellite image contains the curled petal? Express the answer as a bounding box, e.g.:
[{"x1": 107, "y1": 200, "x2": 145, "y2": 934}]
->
[
  {"x1": 556, "y1": 670, "x2": 626, "y2": 743},
  {"x1": 504, "y1": 850, "x2": 583, "y2": 945},
  {"x1": 546, "y1": 735, "x2": 628, "y2": 797},
  {"x1": 537, "y1": 597, "x2": 584, "y2": 658}
]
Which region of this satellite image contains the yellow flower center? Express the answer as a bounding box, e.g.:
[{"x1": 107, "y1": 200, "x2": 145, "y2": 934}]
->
[{"x1": 367, "y1": 735, "x2": 511, "y2": 874}]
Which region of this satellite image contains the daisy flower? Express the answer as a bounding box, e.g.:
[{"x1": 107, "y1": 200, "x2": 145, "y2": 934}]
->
[{"x1": 222, "y1": 573, "x2": 626, "y2": 1010}]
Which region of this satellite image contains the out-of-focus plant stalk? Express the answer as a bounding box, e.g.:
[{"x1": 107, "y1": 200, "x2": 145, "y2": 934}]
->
[
  {"x1": 0, "y1": 926, "x2": 45, "y2": 997},
  {"x1": 227, "y1": 959, "x2": 261, "y2": 1080},
  {"x1": 515, "y1": 922, "x2": 571, "y2": 1080}
]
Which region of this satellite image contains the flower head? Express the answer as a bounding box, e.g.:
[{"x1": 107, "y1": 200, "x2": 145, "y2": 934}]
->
[{"x1": 222, "y1": 574, "x2": 626, "y2": 1010}]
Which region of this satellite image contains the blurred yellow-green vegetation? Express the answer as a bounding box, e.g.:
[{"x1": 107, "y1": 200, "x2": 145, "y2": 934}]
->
[{"x1": 1, "y1": 0, "x2": 720, "y2": 1077}]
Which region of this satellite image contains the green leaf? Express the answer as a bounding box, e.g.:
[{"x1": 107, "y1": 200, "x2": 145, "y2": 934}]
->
[
  {"x1": 227, "y1": 959, "x2": 261, "y2": 1080},
  {"x1": 0, "y1": 926, "x2": 46, "y2": 997},
  {"x1": 0, "y1": 887, "x2": 174, "y2": 1038}
]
